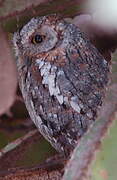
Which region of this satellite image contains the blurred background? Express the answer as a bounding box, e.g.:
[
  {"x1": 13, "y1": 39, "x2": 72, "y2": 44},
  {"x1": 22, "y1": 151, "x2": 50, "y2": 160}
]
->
[{"x1": 0, "y1": 0, "x2": 117, "y2": 179}]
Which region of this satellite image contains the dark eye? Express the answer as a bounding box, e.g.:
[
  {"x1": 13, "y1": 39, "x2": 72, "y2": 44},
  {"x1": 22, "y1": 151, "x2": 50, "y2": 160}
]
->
[{"x1": 32, "y1": 34, "x2": 43, "y2": 44}]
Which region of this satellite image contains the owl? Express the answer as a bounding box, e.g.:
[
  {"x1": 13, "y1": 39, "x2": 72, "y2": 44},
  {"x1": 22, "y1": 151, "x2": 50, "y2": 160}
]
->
[{"x1": 13, "y1": 14, "x2": 109, "y2": 156}]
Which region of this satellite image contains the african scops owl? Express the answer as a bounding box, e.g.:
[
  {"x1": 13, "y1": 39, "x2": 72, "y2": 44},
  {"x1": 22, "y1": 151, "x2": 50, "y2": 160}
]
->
[{"x1": 13, "y1": 14, "x2": 109, "y2": 156}]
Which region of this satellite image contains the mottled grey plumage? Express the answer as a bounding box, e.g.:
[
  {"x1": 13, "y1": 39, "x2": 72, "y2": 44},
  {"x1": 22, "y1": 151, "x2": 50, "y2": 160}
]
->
[{"x1": 13, "y1": 14, "x2": 109, "y2": 156}]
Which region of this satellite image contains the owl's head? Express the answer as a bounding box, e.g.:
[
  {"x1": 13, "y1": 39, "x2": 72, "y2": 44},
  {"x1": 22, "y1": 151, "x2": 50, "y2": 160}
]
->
[{"x1": 13, "y1": 14, "x2": 68, "y2": 57}]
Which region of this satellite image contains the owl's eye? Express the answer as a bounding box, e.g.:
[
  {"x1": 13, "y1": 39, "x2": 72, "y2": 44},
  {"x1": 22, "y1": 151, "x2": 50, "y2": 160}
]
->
[{"x1": 32, "y1": 34, "x2": 43, "y2": 44}]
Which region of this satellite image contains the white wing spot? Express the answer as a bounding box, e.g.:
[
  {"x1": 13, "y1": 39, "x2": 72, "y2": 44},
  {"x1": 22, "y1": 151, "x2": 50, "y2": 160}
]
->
[
  {"x1": 36, "y1": 59, "x2": 64, "y2": 105},
  {"x1": 70, "y1": 96, "x2": 81, "y2": 113}
]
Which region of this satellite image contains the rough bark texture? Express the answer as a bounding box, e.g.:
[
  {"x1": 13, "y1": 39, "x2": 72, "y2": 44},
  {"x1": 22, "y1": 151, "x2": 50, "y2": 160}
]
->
[{"x1": 0, "y1": 159, "x2": 64, "y2": 180}]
